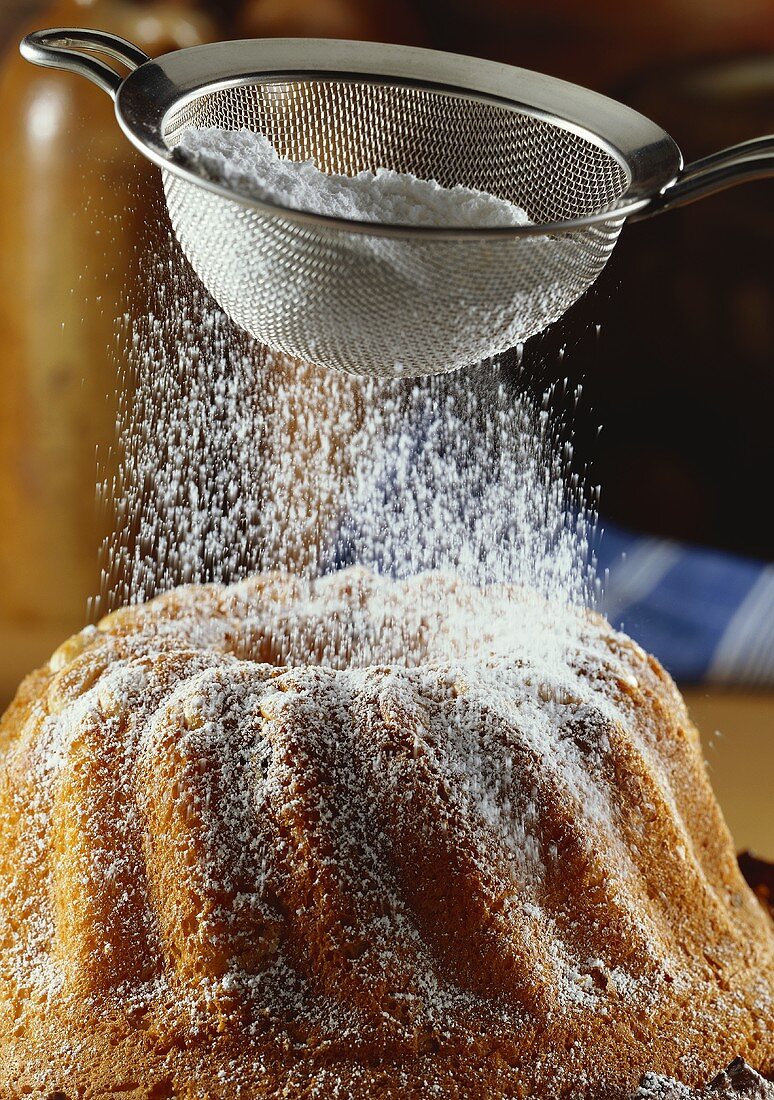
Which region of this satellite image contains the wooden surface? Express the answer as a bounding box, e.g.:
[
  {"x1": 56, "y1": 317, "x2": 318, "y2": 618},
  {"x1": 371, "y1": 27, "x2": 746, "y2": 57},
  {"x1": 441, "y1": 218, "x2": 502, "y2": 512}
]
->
[{"x1": 685, "y1": 688, "x2": 774, "y2": 859}]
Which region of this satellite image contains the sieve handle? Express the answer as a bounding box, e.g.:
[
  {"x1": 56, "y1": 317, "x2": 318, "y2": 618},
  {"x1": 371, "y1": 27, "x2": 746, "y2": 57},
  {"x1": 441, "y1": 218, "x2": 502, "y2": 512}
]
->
[
  {"x1": 632, "y1": 135, "x2": 774, "y2": 219},
  {"x1": 20, "y1": 29, "x2": 150, "y2": 101}
]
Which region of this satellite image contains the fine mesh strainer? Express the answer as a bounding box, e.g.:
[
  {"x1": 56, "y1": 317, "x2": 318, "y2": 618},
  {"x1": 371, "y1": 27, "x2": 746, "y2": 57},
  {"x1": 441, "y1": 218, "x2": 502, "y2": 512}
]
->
[{"x1": 21, "y1": 29, "x2": 774, "y2": 378}]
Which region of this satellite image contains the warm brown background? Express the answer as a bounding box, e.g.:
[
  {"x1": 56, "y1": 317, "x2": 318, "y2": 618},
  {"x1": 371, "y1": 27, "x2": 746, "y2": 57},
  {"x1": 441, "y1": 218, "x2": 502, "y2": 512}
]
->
[{"x1": 0, "y1": 1, "x2": 771, "y2": 855}]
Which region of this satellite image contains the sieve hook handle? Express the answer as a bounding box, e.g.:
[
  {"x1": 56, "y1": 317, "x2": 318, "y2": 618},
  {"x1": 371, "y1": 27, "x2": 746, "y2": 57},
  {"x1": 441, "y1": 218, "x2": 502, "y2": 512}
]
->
[
  {"x1": 633, "y1": 135, "x2": 774, "y2": 219},
  {"x1": 20, "y1": 29, "x2": 150, "y2": 101}
]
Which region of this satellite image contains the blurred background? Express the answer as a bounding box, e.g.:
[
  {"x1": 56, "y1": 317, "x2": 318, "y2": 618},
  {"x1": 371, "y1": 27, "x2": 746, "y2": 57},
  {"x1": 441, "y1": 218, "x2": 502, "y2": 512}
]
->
[{"x1": 0, "y1": 1, "x2": 772, "y2": 849}]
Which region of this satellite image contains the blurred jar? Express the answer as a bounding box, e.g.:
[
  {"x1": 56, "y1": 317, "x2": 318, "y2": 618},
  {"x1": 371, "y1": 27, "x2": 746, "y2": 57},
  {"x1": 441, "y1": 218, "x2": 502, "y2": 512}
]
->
[{"x1": 0, "y1": 0, "x2": 218, "y2": 707}]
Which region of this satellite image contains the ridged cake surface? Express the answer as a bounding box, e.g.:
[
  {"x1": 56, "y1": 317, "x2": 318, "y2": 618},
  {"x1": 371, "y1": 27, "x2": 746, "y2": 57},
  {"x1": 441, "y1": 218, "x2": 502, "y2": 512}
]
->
[{"x1": 0, "y1": 569, "x2": 772, "y2": 1098}]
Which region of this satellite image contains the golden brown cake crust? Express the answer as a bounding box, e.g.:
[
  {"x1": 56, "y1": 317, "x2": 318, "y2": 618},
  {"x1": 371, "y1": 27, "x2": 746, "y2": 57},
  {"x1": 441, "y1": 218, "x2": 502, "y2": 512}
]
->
[{"x1": 0, "y1": 570, "x2": 772, "y2": 1098}]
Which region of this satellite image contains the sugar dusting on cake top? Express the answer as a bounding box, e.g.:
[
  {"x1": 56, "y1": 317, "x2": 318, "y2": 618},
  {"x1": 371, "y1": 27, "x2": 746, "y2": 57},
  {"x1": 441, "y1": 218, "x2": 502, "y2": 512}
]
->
[{"x1": 2, "y1": 568, "x2": 773, "y2": 1095}]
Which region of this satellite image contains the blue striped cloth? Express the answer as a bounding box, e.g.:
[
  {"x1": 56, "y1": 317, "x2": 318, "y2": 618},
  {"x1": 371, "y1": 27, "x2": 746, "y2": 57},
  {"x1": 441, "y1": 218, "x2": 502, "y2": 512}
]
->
[
  {"x1": 597, "y1": 523, "x2": 774, "y2": 686},
  {"x1": 335, "y1": 499, "x2": 773, "y2": 686}
]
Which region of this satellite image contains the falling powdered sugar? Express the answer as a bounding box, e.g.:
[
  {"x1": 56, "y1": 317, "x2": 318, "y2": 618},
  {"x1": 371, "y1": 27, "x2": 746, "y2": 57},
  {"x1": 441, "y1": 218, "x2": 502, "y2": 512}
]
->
[
  {"x1": 8, "y1": 562, "x2": 771, "y2": 1095},
  {"x1": 97, "y1": 203, "x2": 598, "y2": 663}
]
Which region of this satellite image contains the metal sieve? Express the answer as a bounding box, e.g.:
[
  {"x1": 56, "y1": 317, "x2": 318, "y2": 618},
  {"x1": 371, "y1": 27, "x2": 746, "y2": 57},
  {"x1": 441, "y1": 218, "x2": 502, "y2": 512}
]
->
[{"x1": 21, "y1": 29, "x2": 774, "y2": 378}]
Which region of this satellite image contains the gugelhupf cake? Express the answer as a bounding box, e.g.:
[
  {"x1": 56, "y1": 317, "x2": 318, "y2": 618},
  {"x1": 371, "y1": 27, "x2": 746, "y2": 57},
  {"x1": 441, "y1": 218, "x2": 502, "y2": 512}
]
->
[{"x1": 0, "y1": 569, "x2": 772, "y2": 1098}]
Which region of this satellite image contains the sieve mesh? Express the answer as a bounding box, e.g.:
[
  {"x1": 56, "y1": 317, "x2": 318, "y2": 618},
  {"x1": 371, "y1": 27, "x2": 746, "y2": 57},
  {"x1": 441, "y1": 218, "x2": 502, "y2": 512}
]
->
[{"x1": 162, "y1": 79, "x2": 628, "y2": 375}]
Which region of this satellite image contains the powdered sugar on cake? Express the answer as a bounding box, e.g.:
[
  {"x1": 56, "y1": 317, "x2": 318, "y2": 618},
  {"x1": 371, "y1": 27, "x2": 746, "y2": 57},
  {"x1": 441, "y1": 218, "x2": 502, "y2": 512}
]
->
[{"x1": 4, "y1": 565, "x2": 773, "y2": 1097}]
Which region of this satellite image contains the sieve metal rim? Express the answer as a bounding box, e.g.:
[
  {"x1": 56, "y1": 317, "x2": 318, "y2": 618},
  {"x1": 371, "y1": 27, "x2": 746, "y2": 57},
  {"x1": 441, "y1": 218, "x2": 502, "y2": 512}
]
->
[{"x1": 109, "y1": 37, "x2": 681, "y2": 239}]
